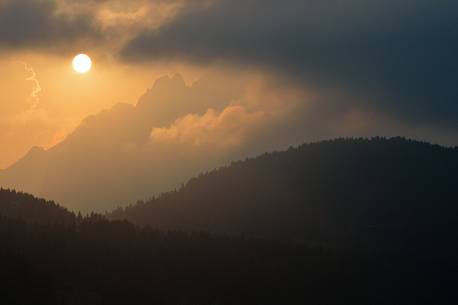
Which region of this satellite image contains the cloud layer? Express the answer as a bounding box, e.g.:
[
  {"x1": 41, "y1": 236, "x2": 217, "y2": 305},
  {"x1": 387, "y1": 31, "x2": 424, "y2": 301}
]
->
[
  {"x1": 2, "y1": 0, "x2": 457, "y2": 129},
  {"x1": 0, "y1": 0, "x2": 100, "y2": 51},
  {"x1": 122, "y1": 0, "x2": 458, "y2": 127}
]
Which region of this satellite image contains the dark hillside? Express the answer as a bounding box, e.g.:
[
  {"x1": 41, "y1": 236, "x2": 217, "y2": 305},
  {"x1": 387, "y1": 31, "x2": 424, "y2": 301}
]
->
[
  {"x1": 1, "y1": 215, "x2": 456, "y2": 305},
  {"x1": 0, "y1": 188, "x2": 75, "y2": 224},
  {"x1": 109, "y1": 137, "x2": 458, "y2": 251}
]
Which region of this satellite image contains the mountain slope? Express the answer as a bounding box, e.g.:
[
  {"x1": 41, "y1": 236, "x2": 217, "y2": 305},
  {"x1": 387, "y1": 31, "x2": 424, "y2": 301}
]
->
[
  {"x1": 0, "y1": 75, "x2": 242, "y2": 212},
  {"x1": 109, "y1": 137, "x2": 458, "y2": 248},
  {"x1": 0, "y1": 188, "x2": 75, "y2": 224}
]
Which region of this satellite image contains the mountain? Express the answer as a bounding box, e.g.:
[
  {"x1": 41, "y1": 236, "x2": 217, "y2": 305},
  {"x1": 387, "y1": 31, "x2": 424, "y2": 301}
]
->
[
  {"x1": 0, "y1": 188, "x2": 75, "y2": 224},
  {"x1": 0, "y1": 74, "x2": 243, "y2": 212},
  {"x1": 109, "y1": 137, "x2": 458, "y2": 249}
]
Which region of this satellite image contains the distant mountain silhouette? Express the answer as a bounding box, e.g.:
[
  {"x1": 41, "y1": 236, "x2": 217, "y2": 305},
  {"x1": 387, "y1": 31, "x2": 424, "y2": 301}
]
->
[
  {"x1": 109, "y1": 137, "x2": 458, "y2": 250},
  {"x1": 0, "y1": 188, "x2": 75, "y2": 224},
  {"x1": 0, "y1": 74, "x2": 243, "y2": 212}
]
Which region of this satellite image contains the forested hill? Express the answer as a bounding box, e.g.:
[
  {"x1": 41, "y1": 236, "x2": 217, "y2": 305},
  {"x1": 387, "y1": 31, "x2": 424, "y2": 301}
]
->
[
  {"x1": 109, "y1": 137, "x2": 458, "y2": 248},
  {"x1": 0, "y1": 138, "x2": 457, "y2": 304},
  {"x1": 4, "y1": 210, "x2": 454, "y2": 305},
  {"x1": 0, "y1": 188, "x2": 75, "y2": 224}
]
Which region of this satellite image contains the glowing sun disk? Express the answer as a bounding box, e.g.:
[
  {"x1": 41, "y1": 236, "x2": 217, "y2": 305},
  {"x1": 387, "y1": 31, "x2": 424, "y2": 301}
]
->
[{"x1": 72, "y1": 54, "x2": 92, "y2": 74}]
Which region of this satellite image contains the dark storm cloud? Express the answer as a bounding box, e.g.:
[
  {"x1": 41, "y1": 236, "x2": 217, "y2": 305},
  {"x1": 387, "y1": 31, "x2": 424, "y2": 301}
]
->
[
  {"x1": 0, "y1": 0, "x2": 99, "y2": 50},
  {"x1": 122, "y1": 0, "x2": 458, "y2": 127}
]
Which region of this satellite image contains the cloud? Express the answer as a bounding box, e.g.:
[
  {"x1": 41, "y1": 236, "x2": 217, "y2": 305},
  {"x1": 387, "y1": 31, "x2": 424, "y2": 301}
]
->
[
  {"x1": 136, "y1": 72, "x2": 247, "y2": 126},
  {"x1": 151, "y1": 105, "x2": 265, "y2": 150},
  {"x1": 59, "y1": 0, "x2": 182, "y2": 32},
  {"x1": 0, "y1": 0, "x2": 101, "y2": 52},
  {"x1": 0, "y1": 0, "x2": 185, "y2": 54},
  {"x1": 14, "y1": 61, "x2": 42, "y2": 110},
  {"x1": 121, "y1": 0, "x2": 458, "y2": 128}
]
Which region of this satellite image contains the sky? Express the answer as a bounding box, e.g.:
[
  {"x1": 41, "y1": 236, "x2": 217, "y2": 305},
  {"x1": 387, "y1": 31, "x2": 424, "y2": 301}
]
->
[{"x1": 0, "y1": 0, "x2": 457, "y2": 171}]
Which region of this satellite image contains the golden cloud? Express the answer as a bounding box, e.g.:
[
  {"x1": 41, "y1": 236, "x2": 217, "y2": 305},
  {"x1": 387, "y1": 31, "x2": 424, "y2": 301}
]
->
[{"x1": 151, "y1": 105, "x2": 265, "y2": 151}]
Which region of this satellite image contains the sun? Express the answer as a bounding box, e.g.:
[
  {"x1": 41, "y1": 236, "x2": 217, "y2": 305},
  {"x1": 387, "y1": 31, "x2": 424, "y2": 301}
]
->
[{"x1": 72, "y1": 54, "x2": 92, "y2": 74}]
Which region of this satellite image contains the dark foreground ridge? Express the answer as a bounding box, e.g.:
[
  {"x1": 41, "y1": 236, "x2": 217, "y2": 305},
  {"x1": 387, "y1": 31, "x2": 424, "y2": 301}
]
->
[{"x1": 1, "y1": 207, "x2": 456, "y2": 305}]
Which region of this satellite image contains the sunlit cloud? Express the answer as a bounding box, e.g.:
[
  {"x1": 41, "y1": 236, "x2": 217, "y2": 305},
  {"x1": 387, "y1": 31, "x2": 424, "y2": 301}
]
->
[
  {"x1": 151, "y1": 105, "x2": 266, "y2": 150},
  {"x1": 14, "y1": 61, "x2": 42, "y2": 110}
]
